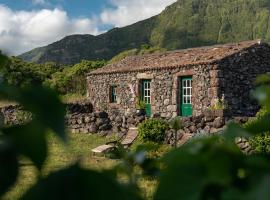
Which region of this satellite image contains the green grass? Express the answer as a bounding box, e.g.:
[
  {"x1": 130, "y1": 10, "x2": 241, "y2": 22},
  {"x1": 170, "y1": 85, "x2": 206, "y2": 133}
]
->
[
  {"x1": 2, "y1": 133, "x2": 165, "y2": 200},
  {"x1": 60, "y1": 93, "x2": 87, "y2": 103}
]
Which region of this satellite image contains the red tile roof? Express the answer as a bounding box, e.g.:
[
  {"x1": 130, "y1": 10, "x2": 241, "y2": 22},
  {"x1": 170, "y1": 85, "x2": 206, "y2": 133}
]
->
[{"x1": 89, "y1": 40, "x2": 262, "y2": 75}]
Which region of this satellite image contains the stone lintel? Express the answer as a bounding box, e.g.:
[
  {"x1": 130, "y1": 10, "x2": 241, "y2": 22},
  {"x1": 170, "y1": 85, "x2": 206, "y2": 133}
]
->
[{"x1": 136, "y1": 73, "x2": 154, "y2": 79}]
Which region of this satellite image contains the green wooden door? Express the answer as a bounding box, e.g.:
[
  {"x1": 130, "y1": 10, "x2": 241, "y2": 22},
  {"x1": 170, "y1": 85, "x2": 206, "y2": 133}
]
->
[
  {"x1": 181, "y1": 77, "x2": 193, "y2": 117},
  {"x1": 142, "y1": 80, "x2": 152, "y2": 117}
]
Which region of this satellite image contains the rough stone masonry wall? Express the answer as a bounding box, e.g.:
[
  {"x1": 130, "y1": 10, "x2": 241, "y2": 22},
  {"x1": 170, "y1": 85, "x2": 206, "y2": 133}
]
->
[
  {"x1": 218, "y1": 44, "x2": 270, "y2": 117},
  {"x1": 0, "y1": 104, "x2": 255, "y2": 153},
  {"x1": 66, "y1": 102, "x2": 146, "y2": 135},
  {"x1": 87, "y1": 64, "x2": 215, "y2": 119}
]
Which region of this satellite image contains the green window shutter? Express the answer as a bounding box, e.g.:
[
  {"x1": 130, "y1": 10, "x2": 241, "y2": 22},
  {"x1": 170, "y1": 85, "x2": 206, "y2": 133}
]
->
[
  {"x1": 180, "y1": 77, "x2": 193, "y2": 117},
  {"x1": 110, "y1": 86, "x2": 117, "y2": 103},
  {"x1": 141, "y1": 80, "x2": 152, "y2": 117}
]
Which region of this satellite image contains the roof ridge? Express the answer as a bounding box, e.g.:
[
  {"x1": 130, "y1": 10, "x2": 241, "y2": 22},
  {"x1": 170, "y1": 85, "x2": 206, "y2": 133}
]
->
[{"x1": 89, "y1": 39, "x2": 263, "y2": 75}]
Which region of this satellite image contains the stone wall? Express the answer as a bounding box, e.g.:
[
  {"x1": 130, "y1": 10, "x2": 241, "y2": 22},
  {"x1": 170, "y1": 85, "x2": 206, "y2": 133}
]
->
[
  {"x1": 218, "y1": 43, "x2": 270, "y2": 117},
  {"x1": 66, "y1": 102, "x2": 145, "y2": 135},
  {"x1": 164, "y1": 110, "x2": 250, "y2": 145},
  {"x1": 87, "y1": 64, "x2": 214, "y2": 119},
  {"x1": 0, "y1": 103, "x2": 255, "y2": 153}
]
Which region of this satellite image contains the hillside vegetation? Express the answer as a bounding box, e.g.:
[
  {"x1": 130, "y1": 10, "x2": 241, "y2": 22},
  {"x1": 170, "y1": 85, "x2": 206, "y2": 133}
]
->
[
  {"x1": 0, "y1": 53, "x2": 106, "y2": 97},
  {"x1": 20, "y1": 0, "x2": 270, "y2": 64}
]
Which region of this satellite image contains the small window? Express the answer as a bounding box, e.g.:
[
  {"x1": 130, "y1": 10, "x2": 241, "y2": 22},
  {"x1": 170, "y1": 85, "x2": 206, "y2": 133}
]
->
[{"x1": 110, "y1": 86, "x2": 117, "y2": 103}]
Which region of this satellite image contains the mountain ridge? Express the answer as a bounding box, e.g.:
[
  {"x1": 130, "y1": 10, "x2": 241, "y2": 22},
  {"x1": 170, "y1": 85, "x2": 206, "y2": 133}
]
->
[{"x1": 19, "y1": 0, "x2": 270, "y2": 64}]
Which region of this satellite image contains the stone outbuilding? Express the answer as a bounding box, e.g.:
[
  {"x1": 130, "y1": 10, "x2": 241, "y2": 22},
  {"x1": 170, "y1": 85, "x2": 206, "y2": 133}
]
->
[{"x1": 87, "y1": 40, "x2": 270, "y2": 119}]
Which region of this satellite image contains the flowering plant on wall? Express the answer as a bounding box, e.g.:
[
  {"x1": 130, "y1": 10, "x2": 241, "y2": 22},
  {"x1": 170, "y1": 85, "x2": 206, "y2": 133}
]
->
[{"x1": 209, "y1": 94, "x2": 228, "y2": 110}]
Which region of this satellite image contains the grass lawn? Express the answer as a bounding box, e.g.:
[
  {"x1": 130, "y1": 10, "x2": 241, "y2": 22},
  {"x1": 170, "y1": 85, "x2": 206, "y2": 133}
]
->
[{"x1": 2, "y1": 133, "x2": 163, "y2": 200}]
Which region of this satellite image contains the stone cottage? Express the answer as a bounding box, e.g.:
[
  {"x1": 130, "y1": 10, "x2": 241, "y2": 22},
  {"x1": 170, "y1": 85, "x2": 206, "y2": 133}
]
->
[{"x1": 87, "y1": 40, "x2": 270, "y2": 119}]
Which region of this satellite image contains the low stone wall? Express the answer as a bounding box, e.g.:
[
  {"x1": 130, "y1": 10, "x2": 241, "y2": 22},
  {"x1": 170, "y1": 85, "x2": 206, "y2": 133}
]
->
[
  {"x1": 164, "y1": 110, "x2": 250, "y2": 145},
  {"x1": 66, "y1": 102, "x2": 146, "y2": 136},
  {"x1": 0, "y1": 103, "x2": 254, "y2": 153}
]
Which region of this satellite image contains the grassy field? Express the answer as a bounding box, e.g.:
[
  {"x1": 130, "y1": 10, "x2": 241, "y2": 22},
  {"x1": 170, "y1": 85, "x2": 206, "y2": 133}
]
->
[{"x1": 2, "y1": 133, "x2": 164, "y2": 200}]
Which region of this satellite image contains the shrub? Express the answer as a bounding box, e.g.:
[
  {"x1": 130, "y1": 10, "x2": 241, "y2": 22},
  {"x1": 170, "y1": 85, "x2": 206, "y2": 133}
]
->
[
  {"x1": 249, "y1": 133, "x2": 270, "y2": 154},
  {"x1": 138, "y1": 119, "x2": 169, "y2": 143},
  {"x1": 245, "y1": 107, "x2": 270, "y2": 154}
]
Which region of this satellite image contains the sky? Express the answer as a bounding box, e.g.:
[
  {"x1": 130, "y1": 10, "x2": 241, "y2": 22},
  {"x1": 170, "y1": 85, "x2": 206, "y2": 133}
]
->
[{"x1": 0, "y1": 0, "x2": 177, "y2": 55}]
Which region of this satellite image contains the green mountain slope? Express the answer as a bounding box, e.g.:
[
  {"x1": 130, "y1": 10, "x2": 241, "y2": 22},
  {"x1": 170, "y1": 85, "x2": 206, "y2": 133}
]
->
[{"x1": 20, "y1": 0, "x2": 270, "y2": 64}]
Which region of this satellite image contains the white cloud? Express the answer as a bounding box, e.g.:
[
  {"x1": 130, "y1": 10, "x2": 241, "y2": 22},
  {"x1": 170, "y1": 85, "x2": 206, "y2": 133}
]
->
[
  {"x1": 0, "y1": 5, "x2": 99, "y2": 55},
  {"x1": 0, "y1": 1, "x2": 177, "y2": 55},
  {"x1": 101, "y1": 0, "x2": 177, "y2": 27}
]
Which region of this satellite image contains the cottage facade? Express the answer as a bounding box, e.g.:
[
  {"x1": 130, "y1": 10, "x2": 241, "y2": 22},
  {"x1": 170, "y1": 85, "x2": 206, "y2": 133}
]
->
[{"x1": 87, "y1": 40, "x2": 270, "y2": 119}]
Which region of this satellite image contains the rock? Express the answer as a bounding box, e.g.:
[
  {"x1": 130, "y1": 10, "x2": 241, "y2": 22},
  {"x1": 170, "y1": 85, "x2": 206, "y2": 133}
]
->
[
  {"x1": 203, "y1": 125, "x2": 211, "y2": 134},
  {"x1": 164, "y1": 99, "x2": 170, "y2": 106},
  {"x1": 167, "y1": 105, "x2": 177, "y2": 112},
  {"x1": 127, "y1": 117, "x2": 136, "y2": 125},
  {"x1": 213, "y1": 117, "x2": 225, "y2": 128},
  {"x1": 96, "y1": 111, "x2": 108, "y2": 118},
  {"x1": 89, "y1": 124, "x2": 98, "y2": 133},
  {"x1": 177, "y1": 133, "x2": 193, "y2": 146},
  {"x1": 210, "y1": 127, "x2": 219, "y2": 134},
  {"x1": 235, "y1": 137, "x2": 242, "y2": 144},
  {"x1": 192, "y1": 114, "x2": 204, "y2": 123},
  {"x1": 90, "y1": 117, "x2": 96, "y2": 122},
  {"x1": 196, "y1": 120, "x2": 205, "y2": 129},
  {"x1": 84, "y1": 116, "x2": 91, "y2": 123},
  {"x1": 99, "y1": 124, "x2": 112, "y2": 131},
  {"x1": 233, "y1": 117, "x2": 249, "y2": 124},
  {"x1": 99, "y1": 131, "x2": 108, "y2": 137},
  {"x1": 115, "y1": 116, "x2": 123, "y2": 123},
  {"x1": 182, "y1": 117, "x2": 192, "y2": 127},
  {"x1": 77, "y1": 118, "x2": 83, "y2": 125},
  {"x1": 189, "y1": 125, "x2": 197, "y2": 133},
  {"x1": 96, "y1": 118, "x2": 109, "y2": 127},
  {"x1": 112, "y1": 125, "x2": 121, "y2": 133},
  {"x1": 184, "y1": 128, "x2": 191, "y2": 134}
]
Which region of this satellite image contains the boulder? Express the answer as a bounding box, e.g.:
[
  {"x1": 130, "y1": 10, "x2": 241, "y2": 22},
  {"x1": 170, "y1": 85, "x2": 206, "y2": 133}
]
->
[{"x1": 213, "y1": 117, "x2": 225, "y2": 129}]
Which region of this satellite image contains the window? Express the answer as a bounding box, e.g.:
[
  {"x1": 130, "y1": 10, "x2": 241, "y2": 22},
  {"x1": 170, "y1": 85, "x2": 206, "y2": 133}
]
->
[
  {"x1": 182, "y1": 78, "x2": 192, "y2": 104},
  {"x1": 142, "y1": 80, "x2": 151, "y2": 104},
  {"x1": 110, "y1": 86, "x2": 117, "y2": 103}
]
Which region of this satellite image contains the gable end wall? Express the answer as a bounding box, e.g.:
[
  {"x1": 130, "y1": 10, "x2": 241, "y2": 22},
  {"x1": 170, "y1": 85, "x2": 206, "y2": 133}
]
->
[{"x1": 217, "y1": 44, "x2": 270, "y2": 117}]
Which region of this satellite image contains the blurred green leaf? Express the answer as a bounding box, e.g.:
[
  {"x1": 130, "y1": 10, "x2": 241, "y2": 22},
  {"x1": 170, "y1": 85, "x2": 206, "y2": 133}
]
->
[
  {"x1": 251, "y1": 85, "x2": 270, "y2": 110},
  {"x1": 0, "y1": 85, "x2": 66, "y2": 141},
  {"x1": 0, "y1": 138, "x2": 19, "y2": 196},
  {"x1": 245, "y1": 115, "x2": 270, "y2": 135},
  {"x1": 155, "y1": 136, "x2": 270, "y2": 200},
  {"x1": 22, "y1": 164, "x2": 142, "y2": 200},
  {"x1": 255, "y1": 74, "x2": 270, "y2": 85},
  {"x1": 154, "y1": 137, "x2": 244, "y2": 200},
  {"x1": 224, "y1": 123, "x2": 252, "y2": 141},
  {"x1": 2, "y1": 122, "x2": 47, "y2": 170}
]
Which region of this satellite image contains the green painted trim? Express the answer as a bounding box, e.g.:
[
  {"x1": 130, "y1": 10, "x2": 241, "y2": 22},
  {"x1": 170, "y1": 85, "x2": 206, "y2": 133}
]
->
[
  {"x1": 111, "y1": 86, "x2": 117, "y2": 103},
  {"x1": 180, "y1": 76, "x2": 193, "y2": 117},
  {"x1": 141, "y1": 79, "x2": 152, "y2": 117}
]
